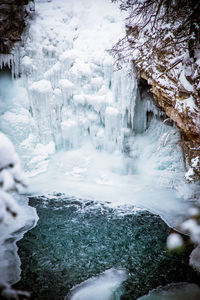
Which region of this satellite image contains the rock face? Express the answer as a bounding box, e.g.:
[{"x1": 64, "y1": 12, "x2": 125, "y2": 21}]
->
[
  {"x1": 137, "y1": 58, "x2": 200, "y2": 170},
  {"x1": 0, "y1": 0, "x2": 34, "y2": 53},
  {"x1": 140, "y1": 68, "x2": 200, "y2": 180},
  {"x1": 111, "y1": 4, "x2": 200, "y2": 180},
  {"x1": 135, "y1": 50, "x2": 200, "y2": 179},
  {"x1": 111, "y1": 1, "x2": 200, "y2": 180}
]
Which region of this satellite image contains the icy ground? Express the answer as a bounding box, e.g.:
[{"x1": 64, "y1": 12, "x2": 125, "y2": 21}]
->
[{"x1": 0, "y1": 0, "x2": 197, "y2": 227}]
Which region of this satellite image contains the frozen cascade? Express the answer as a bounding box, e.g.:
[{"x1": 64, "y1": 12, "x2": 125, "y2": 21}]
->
[{"x1": 0, "y1": 0, "x2": 196, "y2": 228}]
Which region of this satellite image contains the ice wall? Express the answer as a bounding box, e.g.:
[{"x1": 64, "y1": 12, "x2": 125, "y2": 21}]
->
[
  {"x1": 20, "y1": 0, "x2": 136, "y2": 154},
  {"x1": 0, "y1": 0, "x2": 164, "y2": 161}
]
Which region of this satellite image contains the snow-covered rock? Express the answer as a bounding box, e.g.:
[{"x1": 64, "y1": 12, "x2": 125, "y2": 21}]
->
[{"x1": 115, "y1": 1, "x2": 200, "y2": 180}]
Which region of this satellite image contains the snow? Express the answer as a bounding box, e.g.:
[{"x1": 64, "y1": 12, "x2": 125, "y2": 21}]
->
[
  {"x1": 73, "y1": 94, "x2": 85, "y2": 105},
  {"x1": 91, "y1": 77, "x2": 104, "y2": 88},
  {"x1": 167, "y1": 233, "x2": 184, "y2": 250},
  {"x1": 0, "y1": 132, "x2": 19, "y2": 171},
  {"x1": 105, "y1": 106, "x2": 120, "y2": 116},
  {"x1": 59, "y1": 79, "x2": 74, "y2": 89},
  {"x1": 0, "y1": 190, "x2": 19, "y2": 223},
  {"x1": 25, "y1": 141, "x2": 56, "y2": 176},
  {"x1": 182, "y1": 96, "x2": 196, "y2": 112},
  {"x1": 185, "y1": 167, "x2": 194, "y2": 181},
  {"x1": 188, "y1": 207, "x2": 199, "y2": 217},
  {"x1": 195, "y1": 49, "x2": 200, "y2": 66},
  {"x1": 0, "y1": 131, "x2": 28, "y2": 221},
  {"x1": 196, "y1": 59, "x2": 200, "y2": 67},
  {"x1": 34, "y1": 141, "x2": 55, "y2": 156},
  {"x1": 29, "y1": 79, "x2": 52, "y2": 93},
  {"x1": 0, "y1": 132, "x2": 38, "y2": 286},
  {"x1": 70, "y1": 59, "x2": 92, "y2": 76},
  {"x1": 22, "y1": 56, "x2": 32, "y2": 67},
  {"x1": 175, "y1": 96, "x2": 197, "y2": 114},
  {"x1": 191, "y1": 156, "x2": 199, "y2": 168},
  {"x1": 60, "y1": 50, "x2": 80, "y2": 62}
]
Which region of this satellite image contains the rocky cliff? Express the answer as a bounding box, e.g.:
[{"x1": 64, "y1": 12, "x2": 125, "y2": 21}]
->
[
  {"x1": 112, "y1": 0, "x2": 200, "y2": 181},
  {"x1": 0, "y1": 0, "x2": 34, "y2": 54}
]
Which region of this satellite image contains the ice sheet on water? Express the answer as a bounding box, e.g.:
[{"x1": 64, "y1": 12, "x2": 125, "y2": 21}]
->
[
  {"x1": 137, "y1": 282, "x2": 200, "y2": 300},
  {"x1": 66, "y1": 268, "x2": 127, "y2": 300}
]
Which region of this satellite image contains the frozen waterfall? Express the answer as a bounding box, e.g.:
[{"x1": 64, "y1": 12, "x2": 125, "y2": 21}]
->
[{"x1": 0, "y1": 0, "x2": 196, "y2": 227}]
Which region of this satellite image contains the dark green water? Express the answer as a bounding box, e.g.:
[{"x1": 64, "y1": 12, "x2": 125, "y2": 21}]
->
[{"x1": 14, "y1": 194, "x2": 200, "y2": 299}]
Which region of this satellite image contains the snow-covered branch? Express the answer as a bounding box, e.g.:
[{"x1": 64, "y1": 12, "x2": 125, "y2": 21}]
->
[
  {"x1": 0, "y1": 132, "x2": 30, "y2": 299},
  {"x1": 0, "y1": 132, "x2": 26, "y2": 224}
]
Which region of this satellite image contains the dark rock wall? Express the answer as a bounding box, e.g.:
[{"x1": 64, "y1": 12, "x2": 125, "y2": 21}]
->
[{"x1": 0, "y1": 0, "x2": 34, "y2": 53}]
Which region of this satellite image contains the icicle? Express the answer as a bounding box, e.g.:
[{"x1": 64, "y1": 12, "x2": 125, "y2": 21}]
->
[
  {"x1": 105, "y1": 106, "x2": 122, "y2": 152},
  {"x1": 0, "y1": 43, "x2": 22, "y2": 79},
  {"x1": 0, "y1": 54, "x2": 13, "y2": 70}
]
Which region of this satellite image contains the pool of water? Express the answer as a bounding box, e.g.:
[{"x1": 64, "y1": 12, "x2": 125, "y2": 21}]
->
[{"x1": 14, "y1": 194, "x2": 200, "y2": 299}]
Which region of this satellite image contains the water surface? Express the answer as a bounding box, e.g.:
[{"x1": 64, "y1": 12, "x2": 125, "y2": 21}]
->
[{"x1": 15, "y1": 194, "x2": 200, "y2": 299}]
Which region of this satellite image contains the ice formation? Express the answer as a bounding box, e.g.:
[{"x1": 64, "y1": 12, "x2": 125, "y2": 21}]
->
[
  {"x1": 0, "y1": 45, "x2": 21, "y2": 79},
  {"x1": 66, "y1": 268, "x2": 127, "y2": 300},
  {"x1": 0, "y1": 0, "x2": 196, "y2": 226}
]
